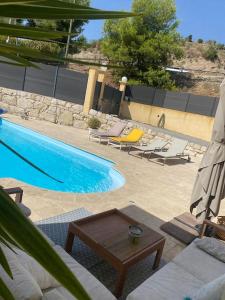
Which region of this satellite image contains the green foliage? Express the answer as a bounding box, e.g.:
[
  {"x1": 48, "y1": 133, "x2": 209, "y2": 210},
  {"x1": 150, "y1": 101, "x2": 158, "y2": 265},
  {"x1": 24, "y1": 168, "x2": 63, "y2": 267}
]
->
[
  {"x1": 144, "y1": 68, "x2": 177, "y2": 90},
  {"x1": 0, "y1": 189, "x2": 91, "y2": 300},
  {"x1": 217, "y1": 43, "x2": 225, "y2": 50},
  {"x1": 69, "y1": 35, "x2": 89, "y2": 53},
  {"x1": 197, "y1": 38, "x2": 203, "y2": 43},
  {"x1": 207, "y1": 40, "x2": 217, "y2": 45},
  {"x1": 32, "y1": 0, "x2": 90, "y2": 47},
  {"x1": 0, "y1": 35, "x2": 61, "y2": 57},
  {"x1": 88, "y1": 117, "x2": 101, "y2": 129},
  {"x1": 101, "y1": 0, "x2": 183, "y2": 90},
  {"x1": 203, "y1": 44, "x2": 218, "y2": 62},
  {"x1": 0, "y1": 0, "x2": 135, "y2": 67},
  {"x1": 21, "y1": 40, "x2": 61, "y2": 56}
]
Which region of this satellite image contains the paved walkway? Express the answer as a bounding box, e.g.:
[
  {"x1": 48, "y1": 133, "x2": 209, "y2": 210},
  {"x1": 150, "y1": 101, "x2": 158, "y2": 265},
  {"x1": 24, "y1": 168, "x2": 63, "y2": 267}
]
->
[{"x1": 2, "y1": 114, "x2": 224, "y2": 262}]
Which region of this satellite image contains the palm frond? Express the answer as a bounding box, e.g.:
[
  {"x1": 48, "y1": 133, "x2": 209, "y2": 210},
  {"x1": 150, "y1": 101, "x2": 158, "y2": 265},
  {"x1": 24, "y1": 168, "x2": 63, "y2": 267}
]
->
[
  {"x1": 0, "y1": 23, "x2": 67, "y2": 40},
  {"x1": 0, "y1": 0, "x2": 38, "y2": 5},
  {"x1": 0, "y1": 190, "x2": 91, "y2": 300},
  {"x1": 0, "y1": 1, "x2": 136, "y2": 20},
  {"x1": 0, "y1": 277, "x2": 14, "y2": 300},
  {"x1": 0, "y1": 43, "x2": 121, "y2": 68},
  {"x1": 0, "y1": 52, "x2": 39, "y2": 67},
  {"x1": 0, "y1": 59, "x2": 26, "y2": 67},
  {"x1": 0, "y1": 246, "x2": 13, "y2": 278},
  {"x1": 0, "y1": 226, "x2": 21, "y2": 251}
]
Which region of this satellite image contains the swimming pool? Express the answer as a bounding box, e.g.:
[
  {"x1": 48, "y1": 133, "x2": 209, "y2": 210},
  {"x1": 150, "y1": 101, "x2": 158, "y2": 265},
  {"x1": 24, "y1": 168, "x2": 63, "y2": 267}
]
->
[{"x1": 0, "y1": 119, "x2": 125, "y2": 193}]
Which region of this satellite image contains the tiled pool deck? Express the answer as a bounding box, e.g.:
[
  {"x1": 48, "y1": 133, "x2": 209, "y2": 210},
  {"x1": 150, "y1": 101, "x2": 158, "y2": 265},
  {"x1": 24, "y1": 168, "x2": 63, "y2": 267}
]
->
[{"x1": 2, "y1": 114, "x2": 224, "y2": 262}]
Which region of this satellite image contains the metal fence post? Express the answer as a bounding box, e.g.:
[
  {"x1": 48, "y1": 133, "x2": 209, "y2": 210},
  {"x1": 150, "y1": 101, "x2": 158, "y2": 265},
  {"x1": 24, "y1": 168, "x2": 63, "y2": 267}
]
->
[
  {"x1": 185, "y1": 93, "x2": 191, "y2": 112},
  {"x1": 22, "y1": 67, "x2": 27, "y2": 91},
  {"x1": 53, "y1": 64, "x2": 60, "y2": 98}
]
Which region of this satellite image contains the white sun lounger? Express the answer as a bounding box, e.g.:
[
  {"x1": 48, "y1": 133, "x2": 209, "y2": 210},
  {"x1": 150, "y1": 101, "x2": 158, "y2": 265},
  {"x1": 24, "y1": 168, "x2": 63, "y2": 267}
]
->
[
  {"x1": 89, "y1": 122, "x2": 126, "y2": 143},
  {"x1": 148, "y1": 137, "x2": 190, "y2": 165},
  {"x1": 128, "y1": 138, "x2": 168, "y2": 158}
]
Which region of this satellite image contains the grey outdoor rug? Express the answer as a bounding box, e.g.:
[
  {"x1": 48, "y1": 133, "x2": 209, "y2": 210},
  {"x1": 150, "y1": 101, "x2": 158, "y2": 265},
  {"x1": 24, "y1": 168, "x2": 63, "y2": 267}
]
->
[{"x1": 36, "y1": 208, "x2": 166, "y2": 300}]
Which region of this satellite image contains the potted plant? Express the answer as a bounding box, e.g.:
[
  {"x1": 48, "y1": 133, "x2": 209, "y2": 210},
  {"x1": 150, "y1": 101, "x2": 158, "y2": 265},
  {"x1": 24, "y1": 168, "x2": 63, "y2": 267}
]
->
[{"x1": 87, "y1": 117, "x2": 101, "y2": 134}]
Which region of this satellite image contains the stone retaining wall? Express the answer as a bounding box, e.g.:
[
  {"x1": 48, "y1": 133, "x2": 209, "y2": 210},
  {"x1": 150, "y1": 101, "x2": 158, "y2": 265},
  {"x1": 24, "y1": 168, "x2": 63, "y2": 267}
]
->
[{"x1": 0, "y1": 87, "x2": 207, "y2": 157}]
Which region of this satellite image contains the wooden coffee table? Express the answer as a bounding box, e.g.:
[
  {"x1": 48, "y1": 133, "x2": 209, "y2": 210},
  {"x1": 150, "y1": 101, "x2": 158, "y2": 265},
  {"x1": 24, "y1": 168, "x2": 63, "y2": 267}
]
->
[{"x1": 65, "y1": 209, "x2": 165, "y2": 298}]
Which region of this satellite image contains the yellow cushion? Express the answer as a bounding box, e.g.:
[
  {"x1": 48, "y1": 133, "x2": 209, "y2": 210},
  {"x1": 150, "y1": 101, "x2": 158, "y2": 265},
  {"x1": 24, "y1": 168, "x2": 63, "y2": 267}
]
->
[{"x1": 111, "y1": 128, "x2": 144, "y2": 143}]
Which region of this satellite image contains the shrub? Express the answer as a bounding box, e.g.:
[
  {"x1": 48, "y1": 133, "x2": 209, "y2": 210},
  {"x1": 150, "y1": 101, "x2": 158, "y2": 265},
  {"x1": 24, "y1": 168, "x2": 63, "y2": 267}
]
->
[
  {"x1": 203, "y1": 44, "x2": 218, "y2": 62},
  {"x1": 217, "y1": 43, "x2": 225, "y2": 50},
  {"x1": 0, "y1": 35, "x2": 61, "y2": 56},
  {"x1": 197, "y1": 38, "x2": 203, "y2": 43},
  {"x1": 87, "y1": 117, "x2": 101, "y2": 129}
]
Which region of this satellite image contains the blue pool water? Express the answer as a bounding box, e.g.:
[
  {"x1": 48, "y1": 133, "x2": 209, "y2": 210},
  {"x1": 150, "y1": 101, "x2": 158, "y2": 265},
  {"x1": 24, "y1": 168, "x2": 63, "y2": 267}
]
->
[{"x1": 0, "y1": 119, "x2": 125, "y2": 193}]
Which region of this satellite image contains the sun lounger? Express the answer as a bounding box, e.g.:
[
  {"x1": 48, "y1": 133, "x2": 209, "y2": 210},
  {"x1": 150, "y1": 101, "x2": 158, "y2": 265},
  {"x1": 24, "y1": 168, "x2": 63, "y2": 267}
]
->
[
  {"x1": 148, "y1": 137, "x2": 190, "y2": 165},
  {"x1": 89, "y1": 122, "x2": 126, "y2": 143},
  {"x1": 128, "y1": 138, "x2": 168, "y2": 157},
  {"x1": 108, "y1": 128, "x2": 144, "y2": 150}
]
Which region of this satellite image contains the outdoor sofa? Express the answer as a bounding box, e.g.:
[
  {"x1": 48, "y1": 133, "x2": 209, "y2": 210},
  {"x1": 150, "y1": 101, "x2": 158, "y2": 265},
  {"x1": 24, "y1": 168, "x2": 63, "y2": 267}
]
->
[
  {"x1": 127, "y1": 219, "x2": 225, "y2": 300},
  {"x1": 0, "y1": 191, "x2": 115, "y2": 300},
  {"x1": 1, "y1": 225, "x2": 116, "y2": 300},
  {"x1": 3, "y1": 186, "x2": 31, "y2": 217}
]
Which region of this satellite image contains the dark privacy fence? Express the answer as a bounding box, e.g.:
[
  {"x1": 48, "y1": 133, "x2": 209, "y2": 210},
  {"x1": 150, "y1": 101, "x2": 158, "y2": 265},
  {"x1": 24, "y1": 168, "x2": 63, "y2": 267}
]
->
[
  {"x1": 125, "y1": 85, "x2": 219, "y2": 117},
  {"x1": 93, "y1": 83, "x2": 122, "y2": 115},
  {"x1": 0, "y1": 62, "x2": 88, "y2": 105},
  {"x1": 102, "y1": 85, "x2": 122, "y2": 115}
]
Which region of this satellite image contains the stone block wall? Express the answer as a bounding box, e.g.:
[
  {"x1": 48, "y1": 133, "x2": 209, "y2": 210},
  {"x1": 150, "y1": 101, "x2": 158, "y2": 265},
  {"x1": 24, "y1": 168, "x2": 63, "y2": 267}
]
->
[{"x1": 0, "y1": 87, "x2": 207, "y2": 157}]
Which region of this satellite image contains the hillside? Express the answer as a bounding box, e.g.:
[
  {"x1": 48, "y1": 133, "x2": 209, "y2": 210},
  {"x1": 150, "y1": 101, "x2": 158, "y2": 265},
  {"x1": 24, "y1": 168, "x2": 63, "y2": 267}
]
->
[
  {"x1": 173, "y1": 42, "x2": 225, "y2": 96},
  {"x1": 69, "y1": 42, "x2": 225, "y2": 97}
]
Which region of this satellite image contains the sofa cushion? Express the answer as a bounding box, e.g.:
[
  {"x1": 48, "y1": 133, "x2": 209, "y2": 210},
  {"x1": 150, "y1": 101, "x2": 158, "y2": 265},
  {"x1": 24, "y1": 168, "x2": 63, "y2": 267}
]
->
[
  {"x1": 16, "y1": 202, "x2": 31, "y2": 217},
  {"x1": 53, "y1": 245, "x2": 116, "y2": 300},
  {"x1": 189, "y1": 273, "x2": 225, "y2": 300},
  {"x1": 43, "y1": 287, "x2": 76, "y2": 300},
  {"x1": 195, "y1": 237, "x2": 225, "y2": 263},
  {"x1": 15, "y1": 247, "x2": 59, "y2": 290},
  {"x1": 42, "y1": 289, "x2": 66, "y2": 300},
  {"x1": 0, "y1": 244, "x2": 43, "y2": 300},
  {"x1": 126, "y1": 262, "x2": 204, "y2": 300},
  {"x1": 173, "y1": 240, "x2": 225, "y2": 283}
]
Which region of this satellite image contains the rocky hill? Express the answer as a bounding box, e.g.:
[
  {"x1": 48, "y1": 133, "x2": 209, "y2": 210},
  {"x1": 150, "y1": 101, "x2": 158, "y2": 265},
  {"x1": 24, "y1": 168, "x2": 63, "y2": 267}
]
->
[
  {"x1": 173, "y1": 42, "x2": 225, "y2": 96},
  {"x1": 69, "y1": 42, "x2": 225, "y2": 97}
]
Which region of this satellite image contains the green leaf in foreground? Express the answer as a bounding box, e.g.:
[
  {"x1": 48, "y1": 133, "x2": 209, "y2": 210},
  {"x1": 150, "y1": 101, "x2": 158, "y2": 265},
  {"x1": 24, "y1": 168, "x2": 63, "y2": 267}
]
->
[
  {"x1": 0, "y1": 190, "x2": 91, "y2": 300},
  {"x1": 0, "y1": 276, "x2": 15, "y2": 300},
  {"x1": 0, "y1": 59, "x2": 25, "y2": 67},
  {"x1": 0, "y1": 23, "x2": 67, "y2": 40},
  {"x1": 0, "y1": 246, "x2": 13, "y2": 278},
  {"x1": 0, "y1": 43, "x2": 123, "y2": 69},
  {"x1": 0, "y1": 1, "x2": 137, "y2": 20},
  {"x1": 0, "y1": 52, "x2": 39, "y2": 68},
  {"x1": 0, "y1": 0, "x2": 38, "y2": 5},
  {"x1": 0, "y1": 226, "x2": 21, "y2": 251}
]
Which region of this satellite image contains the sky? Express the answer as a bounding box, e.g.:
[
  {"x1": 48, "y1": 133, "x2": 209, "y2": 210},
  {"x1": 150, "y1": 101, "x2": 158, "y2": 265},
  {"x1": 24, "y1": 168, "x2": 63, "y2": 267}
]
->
[{"x1": 83, "y1": 0, "x2": 225, "y2": 44}]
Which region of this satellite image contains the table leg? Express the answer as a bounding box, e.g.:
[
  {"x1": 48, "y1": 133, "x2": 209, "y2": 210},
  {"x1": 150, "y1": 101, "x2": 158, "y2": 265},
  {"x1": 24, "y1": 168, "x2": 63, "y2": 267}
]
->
[
  {"x1": 153, "y1": 244, "x2": 164, "y2": 270},
  {"x1": 114, "y1": 267, "x2": 127, "y2": 298},
  {"x1": 65, "y1": 231, "x2": 75, "y2": 253}
]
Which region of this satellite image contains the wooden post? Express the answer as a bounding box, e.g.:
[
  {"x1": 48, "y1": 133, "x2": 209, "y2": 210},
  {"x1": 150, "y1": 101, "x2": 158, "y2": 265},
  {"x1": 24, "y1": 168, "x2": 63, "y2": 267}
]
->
[{"x1": 83, "y1": 68, "x2": 99, "y2": 114}]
